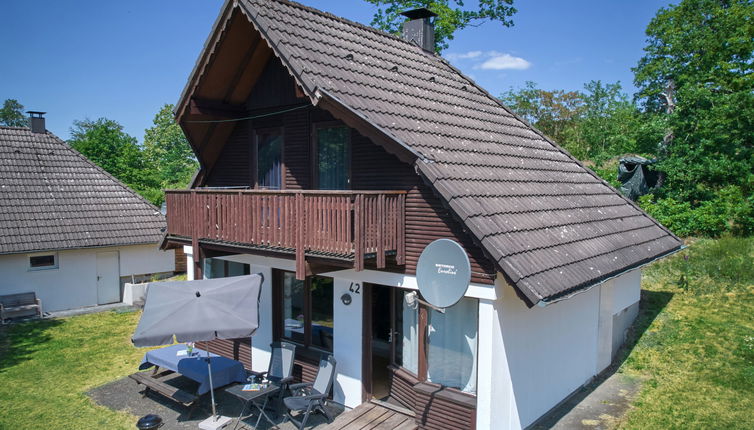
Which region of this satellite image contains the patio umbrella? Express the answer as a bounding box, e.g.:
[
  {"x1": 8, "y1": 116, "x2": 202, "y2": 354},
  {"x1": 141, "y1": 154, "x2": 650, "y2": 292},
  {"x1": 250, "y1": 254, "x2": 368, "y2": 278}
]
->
[{"x1": 132, "y1": 274, "x2": 263, "y2": 421}]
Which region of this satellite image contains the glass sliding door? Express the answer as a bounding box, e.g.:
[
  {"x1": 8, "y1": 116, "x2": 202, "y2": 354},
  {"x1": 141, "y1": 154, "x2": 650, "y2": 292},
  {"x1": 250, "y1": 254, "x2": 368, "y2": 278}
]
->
[
  {"x1": 256, "y1": 129, "x2": 283, "y2": 189},
  {"x1": 316, "y1": 125, "x2": 350, "y2": 190},
  {"x1": 427, "y1": 297, "x2": 478, "y2": 393}
]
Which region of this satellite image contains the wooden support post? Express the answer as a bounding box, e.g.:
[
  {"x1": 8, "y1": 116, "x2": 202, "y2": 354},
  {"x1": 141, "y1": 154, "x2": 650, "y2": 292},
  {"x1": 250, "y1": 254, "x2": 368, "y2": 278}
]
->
[
  {"x1": 295, "y1": 192, "x2": 306, "y2": 280},
  {"x1": 354, "y1": 194, "x2": 364, "y2": 272},
  {"x1": 397, "y1": 193, "x2": 406, "y2": 265},
  {"x1": 376, "y1": 193, "x2": 386, "y2": 269}
]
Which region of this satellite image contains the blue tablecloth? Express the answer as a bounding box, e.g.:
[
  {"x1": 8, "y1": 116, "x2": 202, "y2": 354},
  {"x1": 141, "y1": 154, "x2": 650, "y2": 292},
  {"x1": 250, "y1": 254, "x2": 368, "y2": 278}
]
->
[{"x1": 139, "y1": 344, "x2": 247, "y2": 395}]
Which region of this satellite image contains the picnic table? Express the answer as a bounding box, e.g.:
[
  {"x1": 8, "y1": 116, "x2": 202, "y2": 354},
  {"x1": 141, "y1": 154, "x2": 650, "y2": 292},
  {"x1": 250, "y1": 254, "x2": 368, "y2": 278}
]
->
[{"x1": 138, "y1": 344, "x2": 247, "y2": 395}]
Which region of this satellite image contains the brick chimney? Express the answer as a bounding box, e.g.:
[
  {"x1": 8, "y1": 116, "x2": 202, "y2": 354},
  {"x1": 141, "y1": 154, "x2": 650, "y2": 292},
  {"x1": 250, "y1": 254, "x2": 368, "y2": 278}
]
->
[
  {"x1": 400, "y1": 8, "x2": 438, "y2": 53},
  {"x1": 28, "y1": 111, "x2": 46, "y2": 134}
]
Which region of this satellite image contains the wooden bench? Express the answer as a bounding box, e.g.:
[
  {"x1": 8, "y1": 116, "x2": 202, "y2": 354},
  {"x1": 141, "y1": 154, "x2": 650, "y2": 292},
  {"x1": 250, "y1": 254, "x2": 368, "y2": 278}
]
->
[
  {"x1": 129, "y1": 371, "x2": 199, "y2": 417},
  {"x1": 0, "y1": 292, "x2": 43, "y2": 323}
]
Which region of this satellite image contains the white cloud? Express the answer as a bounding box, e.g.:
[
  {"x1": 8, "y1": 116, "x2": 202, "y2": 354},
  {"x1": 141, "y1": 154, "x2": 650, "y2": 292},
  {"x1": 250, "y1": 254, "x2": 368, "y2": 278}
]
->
[
  {"x1": 445, "y1": 50, "x2": 484, "y2": 61},
  {"x1": 477, "y1": 53, "x2": 531, "y2": 70}
]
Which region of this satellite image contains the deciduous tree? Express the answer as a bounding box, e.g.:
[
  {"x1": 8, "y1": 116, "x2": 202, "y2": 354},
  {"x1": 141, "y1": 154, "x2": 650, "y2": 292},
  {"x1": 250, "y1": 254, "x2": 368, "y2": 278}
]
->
[
  {"x1": 366, "y1": 0, "x2": 516, "y2": 52},
  {"x1": 0, "y1": 99, "x2": 27, "y2": 127}
]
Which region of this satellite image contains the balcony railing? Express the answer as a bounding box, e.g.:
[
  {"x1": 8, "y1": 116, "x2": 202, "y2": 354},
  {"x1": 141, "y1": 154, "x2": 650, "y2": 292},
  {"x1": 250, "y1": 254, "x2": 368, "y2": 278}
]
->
[{"x1": 165, "y1": 189, "x2": 406, "y2": 278}]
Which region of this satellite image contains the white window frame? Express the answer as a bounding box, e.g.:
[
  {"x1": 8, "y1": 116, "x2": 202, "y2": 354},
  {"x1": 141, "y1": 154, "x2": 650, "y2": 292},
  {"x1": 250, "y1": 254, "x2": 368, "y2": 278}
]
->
[{"x1": 28, "y1": 252, "x2": 59, "y2": 271}]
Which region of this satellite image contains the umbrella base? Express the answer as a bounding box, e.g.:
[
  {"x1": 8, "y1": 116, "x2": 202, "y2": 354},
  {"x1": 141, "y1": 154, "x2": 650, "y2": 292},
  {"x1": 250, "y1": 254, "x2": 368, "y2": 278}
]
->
[{"x1": 198, "y1": 415, "x2": 232, "y2": 430}]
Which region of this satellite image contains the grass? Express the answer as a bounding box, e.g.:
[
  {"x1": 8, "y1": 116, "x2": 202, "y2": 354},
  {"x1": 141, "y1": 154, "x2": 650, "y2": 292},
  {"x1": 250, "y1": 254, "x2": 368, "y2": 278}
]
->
[
  {"x1": 0, "y1": 310, "x2": 145, "y2": 429},
  {"x1": 618, "y1": 236, "x2": 754, "y2": 429}
]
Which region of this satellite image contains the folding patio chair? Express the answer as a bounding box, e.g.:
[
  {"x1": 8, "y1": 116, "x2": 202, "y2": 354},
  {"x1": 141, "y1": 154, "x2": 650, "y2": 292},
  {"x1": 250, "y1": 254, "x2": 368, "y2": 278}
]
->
[
  {"x1": 282, "y1": 354, "x2": 337, "y2": 430},
  {"x1": 249, "y1": 341, "x2": 296, "y2": 396}
]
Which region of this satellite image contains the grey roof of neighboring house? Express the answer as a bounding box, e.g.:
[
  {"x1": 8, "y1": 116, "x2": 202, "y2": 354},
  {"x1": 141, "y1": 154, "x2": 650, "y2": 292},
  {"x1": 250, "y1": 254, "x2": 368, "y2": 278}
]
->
[
  {"x1": 0, "y1": 126, "x2": 166, "y2": 255},
  {"x1": 211, "y1": 0, "x2": 683, "y2": 304}
]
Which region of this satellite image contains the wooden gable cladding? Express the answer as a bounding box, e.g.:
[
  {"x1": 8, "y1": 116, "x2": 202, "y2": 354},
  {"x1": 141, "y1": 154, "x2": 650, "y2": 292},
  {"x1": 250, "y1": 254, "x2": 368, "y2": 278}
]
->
[{"x1": 179, "y1": 6, "x2": 274, "y2": 177}]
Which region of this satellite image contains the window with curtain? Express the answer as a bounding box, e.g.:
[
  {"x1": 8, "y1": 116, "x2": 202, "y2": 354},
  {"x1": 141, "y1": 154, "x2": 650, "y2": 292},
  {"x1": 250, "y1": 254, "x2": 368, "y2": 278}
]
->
[
  {"x1": 277, "y1": 271, "x2": 334, "y2": 351},
  {"x1": 257, "y1": 130, "x2": 282, "y2": 189},
  {"x1": 394, "y1": 289, "x2": 419, "y2": 375},
  {"x1": 317, "y1": 125, "x2": 349, "y2": 190},
  {"x1": 427, "y1": 297, "x2": 478, "y2": 393}
]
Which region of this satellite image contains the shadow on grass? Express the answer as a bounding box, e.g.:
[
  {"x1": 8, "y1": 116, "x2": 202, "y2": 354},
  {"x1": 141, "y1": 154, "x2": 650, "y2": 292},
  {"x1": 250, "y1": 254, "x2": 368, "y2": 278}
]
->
[
  {"x1": 0, "y1": 318, "x2": 63, "y2": 373},
  {"x1": 530, "y1": 289, "x2": 674, "y2": 429}
]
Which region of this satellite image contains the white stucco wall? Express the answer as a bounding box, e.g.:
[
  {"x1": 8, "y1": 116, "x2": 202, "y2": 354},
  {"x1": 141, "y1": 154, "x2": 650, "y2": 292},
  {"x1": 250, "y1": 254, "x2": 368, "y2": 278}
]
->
[
  {"x1": 480, "y1": 270, "x2": 642, "y2": 429},
  {"x1": 0, "y1": 244, "x2": 174, "y2": 312}
]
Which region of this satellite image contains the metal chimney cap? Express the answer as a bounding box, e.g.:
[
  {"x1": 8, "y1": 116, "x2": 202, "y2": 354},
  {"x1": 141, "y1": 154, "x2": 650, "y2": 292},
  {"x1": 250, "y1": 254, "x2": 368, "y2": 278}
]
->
[
  {"x1": 400, "y1": 8, "x2": 437, "y2": 20},
  {"x1": 27, "y1": 111, "x2": 46, "y2": 117}
]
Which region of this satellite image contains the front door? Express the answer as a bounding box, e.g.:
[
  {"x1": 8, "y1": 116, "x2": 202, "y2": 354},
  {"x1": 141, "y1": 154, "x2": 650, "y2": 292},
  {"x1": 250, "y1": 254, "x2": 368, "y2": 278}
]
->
[
  {"x1": 96, "y1": 251, "x2": 120, "y2": 305},
  {"x1": 364, "y1": 284, "x2": 419, "y2": 402}
]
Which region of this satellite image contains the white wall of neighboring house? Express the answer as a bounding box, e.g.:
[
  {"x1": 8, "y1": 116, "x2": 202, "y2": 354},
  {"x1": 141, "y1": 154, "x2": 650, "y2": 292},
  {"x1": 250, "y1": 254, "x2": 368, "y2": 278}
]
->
[{"x1": 0, "y1": 244, "x2": 175, "y2": 312}]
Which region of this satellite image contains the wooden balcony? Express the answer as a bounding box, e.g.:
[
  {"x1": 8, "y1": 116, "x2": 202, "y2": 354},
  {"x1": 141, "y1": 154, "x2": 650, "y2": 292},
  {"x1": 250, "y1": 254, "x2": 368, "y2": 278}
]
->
[{"x1": 164, "y1": 189, "x2": 406, "y2": 278}]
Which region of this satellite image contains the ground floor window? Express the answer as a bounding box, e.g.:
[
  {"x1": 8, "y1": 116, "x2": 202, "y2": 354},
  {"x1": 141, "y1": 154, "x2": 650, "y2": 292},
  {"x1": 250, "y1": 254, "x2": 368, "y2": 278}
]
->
[
  {"x1": 275, "y1": 270, "x2": 334, "y2": 352},
  {"x1": 28, "y1": 253, "x2": 58, "y2": 270},
  {"x1": 426, "y1": 297, "x2": 478, "y2": 393},
  {"x1": 204, "y1": 257, "x2": 250, "y2": 279}
]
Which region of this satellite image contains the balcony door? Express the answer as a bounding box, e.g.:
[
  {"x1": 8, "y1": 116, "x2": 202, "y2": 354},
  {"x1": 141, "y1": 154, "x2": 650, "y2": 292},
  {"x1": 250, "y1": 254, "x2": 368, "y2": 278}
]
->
[
  {"x1": 314, "y1": 124, "x2": 350, "y2": 190},
  {"x1": 255, "y1": 128, "x2": 283, "y2": 189}
]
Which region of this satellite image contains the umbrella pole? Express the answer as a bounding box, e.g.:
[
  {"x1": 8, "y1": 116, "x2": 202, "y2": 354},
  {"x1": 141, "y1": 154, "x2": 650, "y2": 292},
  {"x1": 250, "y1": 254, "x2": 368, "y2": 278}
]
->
[{"x1": 206, "y1": 349, "x2": 217, "y2": 419}]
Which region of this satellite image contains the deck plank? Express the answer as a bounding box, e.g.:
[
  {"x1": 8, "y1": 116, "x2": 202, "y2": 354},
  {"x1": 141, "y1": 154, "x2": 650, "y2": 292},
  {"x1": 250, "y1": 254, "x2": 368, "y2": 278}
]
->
[
  {"x1": 326, "y1": 403, "x2": 375, "y2": 430},
  {"x1": 323, "y1": 401, "x2": 417, "y2": 430}
]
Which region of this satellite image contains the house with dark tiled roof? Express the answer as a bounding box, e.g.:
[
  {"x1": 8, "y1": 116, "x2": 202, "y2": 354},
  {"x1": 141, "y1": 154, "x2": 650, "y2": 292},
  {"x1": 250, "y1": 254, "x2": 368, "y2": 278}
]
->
[
  {"x1": 0, "y1": 115, "x2": 175, "y2": 313},
  {"x1": 161, "y1": 1, "x2": 683, "y2": 428}
]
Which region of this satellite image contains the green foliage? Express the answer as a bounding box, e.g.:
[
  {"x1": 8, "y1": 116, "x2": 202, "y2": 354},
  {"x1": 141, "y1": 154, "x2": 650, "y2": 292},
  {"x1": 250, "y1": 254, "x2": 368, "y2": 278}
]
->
[
  {"x1": 68, "y1": 118, "x2": 161, "y2": 206},
  {"x1": 501, "y1": 80, "x2": 661, "y2": 162},
  {"x1": 633, "y1": 0, "x2": 754, "y2": 205},
  {"x1": 0, "y1": 99, "x2": 27, "y2": 127},
  {"x1": 639, "y1": 185, "x2": 754, "y2": 237},
  {"x1": 365, "y1": 0, "x2": 516, "y2": 52},
  {"x1": 143, "y1": 104, "x2": 198, "y2": 191}
]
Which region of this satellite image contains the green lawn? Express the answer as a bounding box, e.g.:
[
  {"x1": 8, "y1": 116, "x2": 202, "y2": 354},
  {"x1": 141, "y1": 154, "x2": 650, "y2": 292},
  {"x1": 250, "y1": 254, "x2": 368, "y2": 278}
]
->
[
  {"x1": 1, "y1": 238, "x2": 752, "y2": 429},
  {"x1": 0, "y1": 310, "x2": 144, "y2": 429},
  {"x1": 618, "y1": 237, "x2": 754, "y2": 429}
]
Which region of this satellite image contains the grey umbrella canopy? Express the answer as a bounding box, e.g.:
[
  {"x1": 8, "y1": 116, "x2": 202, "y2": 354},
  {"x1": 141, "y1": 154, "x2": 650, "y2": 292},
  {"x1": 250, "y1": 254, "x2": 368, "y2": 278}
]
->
[{"x1": 132, "y1": 274, "x2": 263, "y2": 347}]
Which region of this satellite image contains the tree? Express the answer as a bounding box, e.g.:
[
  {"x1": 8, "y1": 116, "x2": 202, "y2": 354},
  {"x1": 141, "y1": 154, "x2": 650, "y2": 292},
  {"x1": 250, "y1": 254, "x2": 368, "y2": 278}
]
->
[
  {"x1": 633, "y1": 0, "x2": 754, "y2": 205},
  {"x1": 500, "y1": 81, "x2": 584, "y2": 154},
  {"x1": 143, "y1": 104, "x2": 198, "y2": 191},
  {"x1": 68, "y1": 118, "x2": 161, "y2": 204},
  {"x1": 365, "y1": 0, "x2": 517, "y2": 52},
  {"x1": 0, "y1": 99, "x2": 27, "y2": 127}
]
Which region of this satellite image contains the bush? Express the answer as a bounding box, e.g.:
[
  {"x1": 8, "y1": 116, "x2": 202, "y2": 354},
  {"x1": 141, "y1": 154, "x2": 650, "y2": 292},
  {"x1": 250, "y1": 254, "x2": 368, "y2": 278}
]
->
[{"x1": 639, "y1": 185, "x2": 754, "y2": 237}]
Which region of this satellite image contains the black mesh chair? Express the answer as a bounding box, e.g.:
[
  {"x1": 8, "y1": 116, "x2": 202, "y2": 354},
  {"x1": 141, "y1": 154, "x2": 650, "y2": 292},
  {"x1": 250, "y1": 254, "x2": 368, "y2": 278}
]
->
[{"x1": 283, "y1": 354, "x2": 337, "y2": 430}]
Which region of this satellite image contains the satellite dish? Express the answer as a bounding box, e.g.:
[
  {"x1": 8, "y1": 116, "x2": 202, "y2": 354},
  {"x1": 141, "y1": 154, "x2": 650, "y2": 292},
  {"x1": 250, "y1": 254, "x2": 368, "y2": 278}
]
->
[{"x1": 416, "y1": 239, "x2": 471, "y2": 308}]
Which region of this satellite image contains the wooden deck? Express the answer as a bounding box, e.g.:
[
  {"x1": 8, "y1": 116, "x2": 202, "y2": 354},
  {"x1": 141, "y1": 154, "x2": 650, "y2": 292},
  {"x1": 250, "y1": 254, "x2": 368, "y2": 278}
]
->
[{"x1": 323, "y1": 401, "x2": 417, "y2": 430}]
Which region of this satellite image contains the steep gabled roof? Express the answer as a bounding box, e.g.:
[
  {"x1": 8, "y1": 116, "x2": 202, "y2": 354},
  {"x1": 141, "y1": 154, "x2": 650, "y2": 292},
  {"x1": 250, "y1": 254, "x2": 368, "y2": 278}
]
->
[
  {"x1": 0, "y1": 126, "x2": 166, "y2": 255},
  {"x1": 180, "y1": 0, "x2": 683, "y2": 305}
]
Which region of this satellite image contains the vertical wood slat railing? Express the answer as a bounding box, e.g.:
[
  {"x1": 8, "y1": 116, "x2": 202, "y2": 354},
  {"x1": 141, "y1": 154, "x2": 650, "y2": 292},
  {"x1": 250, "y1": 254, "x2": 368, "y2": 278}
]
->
[{"x1": 165, "y1": 189, "x2": 406, "y2": 279}]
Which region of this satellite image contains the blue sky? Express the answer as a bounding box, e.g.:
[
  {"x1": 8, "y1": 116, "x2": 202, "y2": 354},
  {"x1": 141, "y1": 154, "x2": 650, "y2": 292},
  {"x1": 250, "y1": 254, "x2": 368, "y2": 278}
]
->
[{"x1": 1, "y1": 0, "x2": 673, "y2": 142}]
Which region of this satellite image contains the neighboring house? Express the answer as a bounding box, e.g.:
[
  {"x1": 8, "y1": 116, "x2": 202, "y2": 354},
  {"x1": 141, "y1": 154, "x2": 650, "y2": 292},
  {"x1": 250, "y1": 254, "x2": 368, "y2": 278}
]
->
[
  {"x1": 162, "y1": 1, "x2": 683, "y2": 428},
  {"x1": 0, "y1": 115, "x2": 175, "y2": 313}
]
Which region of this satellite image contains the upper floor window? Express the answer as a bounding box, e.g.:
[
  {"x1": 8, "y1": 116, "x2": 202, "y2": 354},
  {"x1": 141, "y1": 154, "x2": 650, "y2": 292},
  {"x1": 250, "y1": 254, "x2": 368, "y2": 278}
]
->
[
  {"x1": 315, "y1": 124, "x2": 350, "y2": 190},
  {"x1": 256, "y1": 128, "x2": 283, "y2": 190}
]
